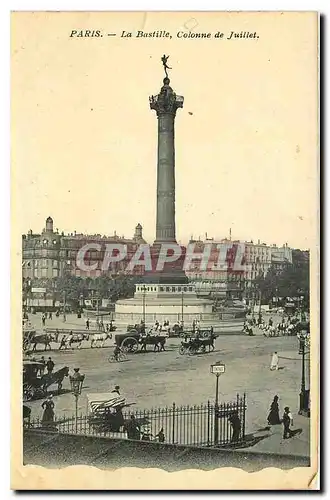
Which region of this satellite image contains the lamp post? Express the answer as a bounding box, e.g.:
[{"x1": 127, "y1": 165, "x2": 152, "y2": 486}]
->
[
  {"x1": 251, "y1": 288, "x2": 255, "y2": 319},
  {"x1": 210, "y1": 362, "x2": 226, "y2": 445},
  {"x1": 258, "y1": 288, "x2": 262, "y2": 316},
  {"x1": 297, "y1": 327, "x2": 310, "y2": 416},
  {"x1": 141, "y1": 285, "x2": 147, "y2": 324},
  {"x1": 181, "y1": 291, "x2": 184, "y2": 325},
  {"x1": 63, "y1": 290, "x2": 67, "y2": 323},
  {"x1": 69, "y1": 368, "x2": 85, "y2": 433}
]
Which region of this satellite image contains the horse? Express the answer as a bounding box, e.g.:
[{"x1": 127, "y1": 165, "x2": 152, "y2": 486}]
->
[
  {"x1": 138, "y1": 334, "x2": 167, "y2": 352},
  {"x1": 90, "y1": 332, "x2": 112, "y2": 348},
  {"x1": 41, "y1": 366, "x2": 70, "y2": 394},
  {"x1": 30, "y1": 332, "x2": 57, "y2": 352},
  {"x1": 59, "y1": 333, "x2": 89, "y2": 350}
]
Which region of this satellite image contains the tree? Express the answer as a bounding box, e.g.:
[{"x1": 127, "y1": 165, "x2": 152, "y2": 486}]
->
[{"x1": 254, "y1": 250, "x2": 310, "y2": 305}]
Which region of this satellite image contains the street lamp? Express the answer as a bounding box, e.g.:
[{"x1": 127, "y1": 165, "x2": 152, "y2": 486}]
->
[
  {"x1": 210, "y1": 362, "x2": 226, "y2": 445},
  {"x1": 181, "y1": 291, "x2": 184, "y2": 326},
  {"x1": 69, "y1": 368, "x2": 85, "y2": 433},
  {"x1": 63, "y1": 290, "x2": 67, "y2": 323},
  {"x1": 297, "y1": 325, "x2": 310, "y2": 416},
  {"x1": 141, "y1": 285, "x2": 147, "y2": 325}
]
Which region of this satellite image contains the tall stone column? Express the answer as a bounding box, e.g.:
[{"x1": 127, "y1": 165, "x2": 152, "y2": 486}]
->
[{"x1": 150, "y1": 76, "x2": 184, "y2": 243}]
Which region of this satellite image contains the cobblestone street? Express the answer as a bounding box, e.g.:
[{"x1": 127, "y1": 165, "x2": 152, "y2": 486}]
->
[{"x1": 24, "y1": 313, "x2": 310, "y2": 458}]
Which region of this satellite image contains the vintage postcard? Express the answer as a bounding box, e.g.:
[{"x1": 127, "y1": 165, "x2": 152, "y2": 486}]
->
[{"x1": 11, "y1": 11, "x2": 319, "y2": 490}]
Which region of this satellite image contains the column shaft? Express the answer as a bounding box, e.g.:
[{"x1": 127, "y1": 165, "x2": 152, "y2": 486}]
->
[{"x1": 156, "y1": 113, "x2": 176, "y2": 242}]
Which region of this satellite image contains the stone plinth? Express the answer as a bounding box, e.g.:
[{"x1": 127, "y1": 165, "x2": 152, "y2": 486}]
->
[{"x1": 114, "y1": 283, "x2": 245, "y2": 330}]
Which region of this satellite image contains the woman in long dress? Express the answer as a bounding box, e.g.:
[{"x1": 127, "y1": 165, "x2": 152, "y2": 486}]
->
[
  {"x1": 270, "y1": 351, "x2": 279, "y2": 370},
  {"x1": 41, "y1": 394, "x2": 55, "y2": 427},
  {"x1": 267, "y1": 395, "x2": 281, "y2": 425}
]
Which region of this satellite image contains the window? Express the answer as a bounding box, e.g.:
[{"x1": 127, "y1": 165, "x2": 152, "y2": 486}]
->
[
  {"x1": 178, "y1": 287, "x2": 181, "y2": 292},
  {"x1": 189, "y1": 287, "x2": 193, "y2": 292},
  {"x1": 172, "y1": 287, "x2": 176, "y2": 292},
  {"x1": 160, "y1": 287, "x2": 164, "y2": 292},
  {"x1": 184, "y1": 287, "x2": 187, "y2": 292},
  {"x1": 166, "y1": 287, "x2": 170, "y2": 292}
]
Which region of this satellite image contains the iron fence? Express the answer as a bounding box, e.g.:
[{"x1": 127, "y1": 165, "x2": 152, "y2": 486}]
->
[{"x1": 25, "y1": 394, "x2": 246, "y2": 448}]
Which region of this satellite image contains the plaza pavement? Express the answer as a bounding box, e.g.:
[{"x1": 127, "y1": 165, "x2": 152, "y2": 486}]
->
[{"x1": 24, "y1": 313, "x2": 311, "y2": 459}]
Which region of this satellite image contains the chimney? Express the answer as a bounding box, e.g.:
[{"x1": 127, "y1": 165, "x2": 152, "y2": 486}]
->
[
  {"x1": 134, "y1": 223, "x2": 143, "y2": 240},
  {"x1": 45, "y1": 216, "x2": 54, "y2": 233}
]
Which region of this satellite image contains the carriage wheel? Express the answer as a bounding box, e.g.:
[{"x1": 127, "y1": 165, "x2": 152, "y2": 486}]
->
[
  {"x1": 188, "y1": 346, "x2": 196, "y2": 356},
  {"x1": 200, "y1": 345, "x2": 206, "y2": 353},
  {"x1": 179, "y1": 345, "x2": 186, "y2": 355},
  {"x1": 23, "y1": 385, "x2": 35, "y2": 402},
  {"x1": 121, "y1": 337, "x2": 139, "y2": 353}
]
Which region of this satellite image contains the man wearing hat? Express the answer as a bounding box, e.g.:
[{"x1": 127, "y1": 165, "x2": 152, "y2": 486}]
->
[
  {"x1": 282, "y1": 406, "x2": 293, "y2": 439},
  {"x1": 112, "y1": 385, "x2": 121, "y2": 396}
]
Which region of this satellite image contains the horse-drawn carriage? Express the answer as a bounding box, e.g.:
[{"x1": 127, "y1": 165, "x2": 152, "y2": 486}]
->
[
  {"x1": 179, "y1": 330, "x2": 216, "y2": 355},
  {"x1": 23, "y1": 360, "x2": 45, "y2": 401},
  {"x1": 114, "y1": 330, "x2": 168, "y2": 353},
  {"x1": 87, "y1": 393, "x2": 139, "y2": 434},
  {"x1": 23, "y1": 360, "x2": 69, "y2": 401}
]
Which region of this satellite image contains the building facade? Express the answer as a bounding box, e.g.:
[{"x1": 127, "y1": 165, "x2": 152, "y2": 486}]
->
[{"x1": 22, "y1": 217, "x2": 147, "y2": 280}]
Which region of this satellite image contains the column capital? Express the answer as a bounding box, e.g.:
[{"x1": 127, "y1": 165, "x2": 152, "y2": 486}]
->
[{"x1": 149, "y1": 78, "x2": 184, "y2": 117}]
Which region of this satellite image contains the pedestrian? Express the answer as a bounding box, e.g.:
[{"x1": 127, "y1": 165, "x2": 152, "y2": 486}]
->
[
  {"x1": 141, "y1": 426, "x2": 153, "y2": 441},
  {"x1": 155, "y1": 427, "x2": 165, "y2": 443},
  {"x1": 228, "y1": 410, "x2": 241, "y2": 443},
  {"x1": 111, "y1": 406, "x2": 125, "y2": 432},
  {"x1": 270, "y1": 351, "x2": 279, "y2": 371},
  {"x1": 42, "y1": 313, "x2": 46, "y2": 327},
  {"x1": 41, "y1": 394, "x2": 55, "y2": 427},
  {"x1": 111, "y1": 385, "x2": 121, "y2": 396},
  {"x1": 46, "y1": 357, "x2": 55, "y2": 374},
  {"x1": 49, "y1": 312, "x2": 52, "y2": 320},
  {"x1": 282, "y1": 406, "x2": 293, "y2": 439},
  {"x1": 267, "y1": 395, "x2": 281, "y2": 425},
  {"x1": 59, "y1": 335, "x2": 66, "y2": 350},
  {"x1": 67, "y1": 331, "x2": 73, "y2": 348},
  {"x1": 86, "y1": 319, "x2": 90, "y2": 330},
  {"x1": 39, "y1": 356, "x2": 46, "y2": 376},
  {"x1": 124, "y1": 415, "x2": 141, "y2": 440},
  {"x1": 269, "y1": 317, "x2": 273, "y2": 327}
]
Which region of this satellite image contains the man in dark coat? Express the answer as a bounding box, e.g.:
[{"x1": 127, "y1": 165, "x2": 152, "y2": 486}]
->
[
  {"x1": 46, "y1": 357, "x2": 55, "y2": 374},
  {"x1": 282, "y1": 406, "x2": 293, "y2": 439},
  {"x1": 228, "y1": 411, "x2": 241, "y2": 443},
  {"x1": 124, "y1": 415, "x2": 140, "y2": 440}
]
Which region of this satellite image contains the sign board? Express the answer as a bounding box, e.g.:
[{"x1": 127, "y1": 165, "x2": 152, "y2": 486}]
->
[
  {"x1": 210, "y1": 363, "x2": 225, "y2": 375},
  {"x1": 31, "y1": 287, "x2": 46, "y2": 293}
]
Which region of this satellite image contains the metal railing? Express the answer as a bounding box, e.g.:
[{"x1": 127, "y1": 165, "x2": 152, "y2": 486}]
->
[{"x1": 25, "y1": 394, "x2": 246, "y2": 448}]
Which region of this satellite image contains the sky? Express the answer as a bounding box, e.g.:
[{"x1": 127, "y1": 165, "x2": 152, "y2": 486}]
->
[{"x1": 11, "y1": 12, "x2": 318, "y2": 250}]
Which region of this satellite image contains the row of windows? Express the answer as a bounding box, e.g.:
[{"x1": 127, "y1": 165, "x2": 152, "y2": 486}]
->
[
  {"x1": 137, "y1": 286, "x2": 194, "y2": 293},
  {"x1": 25, "y1": 259, "x2": 59, "y2": 268}
]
